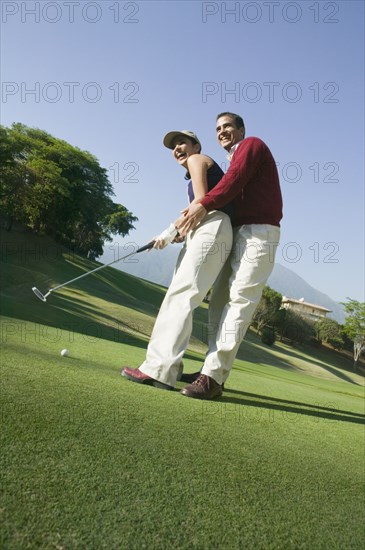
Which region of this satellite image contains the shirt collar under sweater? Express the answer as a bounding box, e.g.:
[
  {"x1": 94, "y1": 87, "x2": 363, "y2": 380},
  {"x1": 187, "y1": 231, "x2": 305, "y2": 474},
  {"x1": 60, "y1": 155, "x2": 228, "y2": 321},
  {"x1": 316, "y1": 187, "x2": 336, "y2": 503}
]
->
[{"x1": 226, "y1": 140, "x2": 243, "y2": 161}]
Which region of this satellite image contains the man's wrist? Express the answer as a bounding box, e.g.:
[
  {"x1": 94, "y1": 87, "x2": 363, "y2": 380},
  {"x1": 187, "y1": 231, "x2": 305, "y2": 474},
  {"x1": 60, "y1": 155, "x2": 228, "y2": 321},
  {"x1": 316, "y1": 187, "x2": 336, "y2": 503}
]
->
[{"x1": 200, "y1": 198, "x2": 210, "y2": 211}]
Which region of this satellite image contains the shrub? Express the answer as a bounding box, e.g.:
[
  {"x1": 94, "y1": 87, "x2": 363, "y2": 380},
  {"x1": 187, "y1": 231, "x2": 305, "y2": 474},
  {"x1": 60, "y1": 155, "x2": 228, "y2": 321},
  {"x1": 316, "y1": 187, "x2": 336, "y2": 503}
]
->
[{"x1": 261, "y1": 327, "x2": 276, "y2": 346}]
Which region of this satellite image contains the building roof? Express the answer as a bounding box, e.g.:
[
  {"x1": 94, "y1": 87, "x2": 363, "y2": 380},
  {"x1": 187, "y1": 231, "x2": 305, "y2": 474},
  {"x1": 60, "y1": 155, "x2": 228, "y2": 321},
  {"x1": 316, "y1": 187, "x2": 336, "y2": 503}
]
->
[{"x1": 282, "y1": 297, "x2": 332, "y2": 313}]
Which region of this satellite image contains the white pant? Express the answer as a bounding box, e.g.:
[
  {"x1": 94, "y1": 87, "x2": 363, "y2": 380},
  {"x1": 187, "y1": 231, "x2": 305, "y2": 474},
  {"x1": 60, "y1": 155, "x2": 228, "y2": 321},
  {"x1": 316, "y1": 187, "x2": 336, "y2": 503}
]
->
[
  {"x1": 201, "y1": 224, "x2": 280, "y2": 385},
  {"x1": 139, "y1": 211, "x2": 233, "y2": 387}
]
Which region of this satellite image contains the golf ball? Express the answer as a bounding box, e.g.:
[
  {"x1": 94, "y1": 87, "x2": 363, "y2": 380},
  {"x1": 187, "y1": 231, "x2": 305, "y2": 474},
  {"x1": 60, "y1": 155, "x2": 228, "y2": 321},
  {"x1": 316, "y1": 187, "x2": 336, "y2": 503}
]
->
[{"x1": 60, "y1": 349, "x2": 69, "y2": 357}]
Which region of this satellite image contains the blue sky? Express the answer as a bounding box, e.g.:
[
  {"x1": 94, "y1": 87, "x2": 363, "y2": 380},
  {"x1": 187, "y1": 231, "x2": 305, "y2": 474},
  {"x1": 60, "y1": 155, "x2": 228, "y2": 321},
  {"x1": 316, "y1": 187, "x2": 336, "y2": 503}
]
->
[{"x1": 1, "y1": 0, "x2": 364, "y2": 302}]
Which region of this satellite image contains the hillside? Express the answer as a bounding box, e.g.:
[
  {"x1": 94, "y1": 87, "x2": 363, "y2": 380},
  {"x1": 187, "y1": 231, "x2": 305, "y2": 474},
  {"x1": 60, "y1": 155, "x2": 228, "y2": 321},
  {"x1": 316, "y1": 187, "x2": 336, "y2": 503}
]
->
[
  {"x1": 101, "y1": 242, "x2": 346, "y2": 323},
  {"x1": 0, "y1": 226, "x2": 361, "y2": 382},
  {"x1": 0, "y1": 227, "x2": 172, "y2": 352}
]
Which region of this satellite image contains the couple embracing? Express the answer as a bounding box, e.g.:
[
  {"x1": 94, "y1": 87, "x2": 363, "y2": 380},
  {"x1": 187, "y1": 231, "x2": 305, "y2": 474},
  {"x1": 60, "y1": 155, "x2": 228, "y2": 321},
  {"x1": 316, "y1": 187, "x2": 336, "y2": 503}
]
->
[{"x1": 122, "y1": 112, "x2": 283, "y2": 400}]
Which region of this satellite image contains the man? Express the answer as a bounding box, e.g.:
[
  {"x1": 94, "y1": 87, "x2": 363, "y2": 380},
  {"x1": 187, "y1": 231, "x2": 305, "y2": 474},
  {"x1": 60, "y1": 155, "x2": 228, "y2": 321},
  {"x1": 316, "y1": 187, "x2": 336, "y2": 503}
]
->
[{"x1": 177, "y1": 112, "x2": 283, "y2": 399}]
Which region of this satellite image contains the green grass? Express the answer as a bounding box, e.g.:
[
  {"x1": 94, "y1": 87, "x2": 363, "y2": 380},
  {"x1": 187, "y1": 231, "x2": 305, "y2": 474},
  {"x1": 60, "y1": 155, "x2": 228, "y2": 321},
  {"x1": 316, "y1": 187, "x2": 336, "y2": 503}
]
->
[{"x1": 1, "y1": 228, "x2": 365, "y2": 549}]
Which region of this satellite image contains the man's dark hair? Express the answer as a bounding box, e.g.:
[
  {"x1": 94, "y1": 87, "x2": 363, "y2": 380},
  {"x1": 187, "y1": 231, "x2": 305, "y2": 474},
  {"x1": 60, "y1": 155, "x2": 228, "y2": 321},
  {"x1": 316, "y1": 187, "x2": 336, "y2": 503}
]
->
[{"x1": 216, "y1": 112, "x2": 245, "y2": 137}]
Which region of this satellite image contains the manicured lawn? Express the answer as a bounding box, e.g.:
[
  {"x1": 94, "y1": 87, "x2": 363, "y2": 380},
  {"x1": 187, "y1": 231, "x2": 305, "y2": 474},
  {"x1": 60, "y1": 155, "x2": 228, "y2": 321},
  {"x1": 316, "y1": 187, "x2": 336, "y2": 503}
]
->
[{"x1": 1, "y1": 228, "x2": 364, "y2": 548}]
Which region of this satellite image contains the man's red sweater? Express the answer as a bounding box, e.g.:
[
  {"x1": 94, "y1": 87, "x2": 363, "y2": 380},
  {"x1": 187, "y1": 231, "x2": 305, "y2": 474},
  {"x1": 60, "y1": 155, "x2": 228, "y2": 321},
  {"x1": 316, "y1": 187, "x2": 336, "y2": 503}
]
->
[{"x1": 201, "y1": 137, "x2": 283, "y2": 227}]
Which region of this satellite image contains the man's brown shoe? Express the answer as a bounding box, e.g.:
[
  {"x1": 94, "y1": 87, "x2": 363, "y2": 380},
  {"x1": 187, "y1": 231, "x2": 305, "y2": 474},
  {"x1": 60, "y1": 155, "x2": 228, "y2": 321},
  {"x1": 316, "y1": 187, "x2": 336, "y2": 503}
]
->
[
  {"x1": 180, "y1": 370, "x2": 225, "y2": 389},
  {"x1": 121, "y1": 367, "x2": 173, "y2": 391},
  {"x1": 180, "y1": 374, "x2": 223, "y2": 400}
]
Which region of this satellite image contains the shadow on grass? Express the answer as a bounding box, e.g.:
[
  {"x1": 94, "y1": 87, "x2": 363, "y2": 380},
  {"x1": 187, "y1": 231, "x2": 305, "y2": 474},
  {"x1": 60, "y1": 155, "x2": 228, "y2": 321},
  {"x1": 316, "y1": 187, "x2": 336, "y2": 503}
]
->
[
  {"x1": 64, "y1": 255, "x2": 166, "y2": 315},
  {"x1": 1, "y1": 291, "x2": 206, "y2": 367},
  {"x1": 218, "y1": 388, "x2": 365, "y2": 424},
  {"x1": 1, "y1": 293, "x2": 151, "y2": 352},
  {"x1": 310, "y1": 363, "x2": 361, "y2": 385},
  {"x1": 1, "y1": 232, "x2": 362, "y2": 388},
  {"x1": 234, "y1": 337, "x2": 363, "y2": 385},
  {"x1": 271, "y1": 344, "x2": 361, "y2": 385}
]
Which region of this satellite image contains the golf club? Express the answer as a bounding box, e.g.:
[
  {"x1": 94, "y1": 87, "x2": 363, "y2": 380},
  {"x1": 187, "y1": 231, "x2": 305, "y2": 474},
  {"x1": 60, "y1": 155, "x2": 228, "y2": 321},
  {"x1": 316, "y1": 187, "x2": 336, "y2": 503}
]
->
[{"x1": 32, "y1": 240, "x2": 156, "y2": 302}]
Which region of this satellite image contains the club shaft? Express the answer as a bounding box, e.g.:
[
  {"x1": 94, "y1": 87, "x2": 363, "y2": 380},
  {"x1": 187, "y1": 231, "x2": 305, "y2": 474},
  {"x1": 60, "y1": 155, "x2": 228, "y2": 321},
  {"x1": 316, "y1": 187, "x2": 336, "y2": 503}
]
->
[{"x1": 51, "y1": 241, "x2": 155, "y2": 293}]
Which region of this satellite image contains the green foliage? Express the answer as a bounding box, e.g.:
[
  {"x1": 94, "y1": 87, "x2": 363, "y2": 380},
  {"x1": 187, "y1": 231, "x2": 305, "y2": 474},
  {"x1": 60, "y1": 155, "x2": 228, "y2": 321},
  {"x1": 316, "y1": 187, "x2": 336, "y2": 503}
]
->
[
  {"x1": 253, "y1": 285, "x2": 282, "y2": 333},
  {"x1": 261, "y1": 326, "x2": 276, "y2": 346},
  {"x1": 341, "y1": 298, "x2": 365, "y2": 368},
  {"x1": 327, "y1": 336, "x2": 345, "y2": 351},
  {"x1": 276, "y1": 309, "x2": 316, "y2": 345},
  {"x1": 0, "y1": 126, "x2": 24, "y2": 230},
  {"x1": 315, "y1": 318, "x2": 344, "y2": 349},
  {"x1": 341, "y1": 299, "x2": 365, "y2": 340},
  {"x1": 339, "y1": 327, "x2": 353, "y2": 352},
  {"x1": 0, "y1": 123, "x2": 137, "y2": 258},
  {"x1": 102, "y1": 203, "x2": 139, "y2": 236}
]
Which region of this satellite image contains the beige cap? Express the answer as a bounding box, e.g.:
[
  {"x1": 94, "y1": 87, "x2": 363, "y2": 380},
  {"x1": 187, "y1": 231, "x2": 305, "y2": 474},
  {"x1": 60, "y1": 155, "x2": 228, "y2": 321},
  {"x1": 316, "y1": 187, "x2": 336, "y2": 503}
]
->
[{"x1": 163, "y1": 130, "x2": 201, "y2": 150}]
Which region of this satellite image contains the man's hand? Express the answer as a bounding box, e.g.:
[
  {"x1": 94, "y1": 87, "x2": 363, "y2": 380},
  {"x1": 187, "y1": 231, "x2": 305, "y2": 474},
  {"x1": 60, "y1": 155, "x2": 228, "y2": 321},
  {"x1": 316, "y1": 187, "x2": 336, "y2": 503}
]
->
[
  {"x1": 172, "y1": 235, "x2": 185, "y2": 244},
  {"x1": 176, "y1": 203, "x2": 207, "y2": 236}
]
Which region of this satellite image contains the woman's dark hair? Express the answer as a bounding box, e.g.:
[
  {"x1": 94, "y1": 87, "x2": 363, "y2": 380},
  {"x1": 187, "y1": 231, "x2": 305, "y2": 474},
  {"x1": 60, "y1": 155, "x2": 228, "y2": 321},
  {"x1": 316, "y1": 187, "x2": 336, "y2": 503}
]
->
[
  {"x1": 186, "y1": 136, "x2": 201, "y2": 154},
  {"x1": 182, "y1": 136, "x2": 201, "y2": 180}
]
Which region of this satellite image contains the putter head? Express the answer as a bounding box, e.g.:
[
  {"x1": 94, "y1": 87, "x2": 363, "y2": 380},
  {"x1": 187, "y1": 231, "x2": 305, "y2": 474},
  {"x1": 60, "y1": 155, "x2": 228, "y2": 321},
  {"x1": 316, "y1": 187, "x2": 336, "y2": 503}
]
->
[{"x1": 32, "y1": 287, "x2": 47, "y2": 302}]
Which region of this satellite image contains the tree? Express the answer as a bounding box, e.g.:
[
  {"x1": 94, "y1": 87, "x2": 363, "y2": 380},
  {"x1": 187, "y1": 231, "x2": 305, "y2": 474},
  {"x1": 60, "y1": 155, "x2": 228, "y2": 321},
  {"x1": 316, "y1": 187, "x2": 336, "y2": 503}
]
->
[
  {"x1": 0, "y1": 126, "x2": 25, "y2": 230},
  {"x1": 0, "y1": 123, "x2": 138, "y2": 258},
  {"x1": 341, "y1": 299, "x2": 365, "y2": 371},
  {"x1": 276, "y1": 309, "x2": 316, "y2": 345},
  {"x1": 338, "y1": 327, "x2": 353, "y2": 352},
  {"x1": 253, "y1": 286, "x2": 282, "y2": 333},
  {"x1": 261, "y1": 327, "x2": 276, "y2": 346},
  {"x1": 315, "y1": 318, "x2": 344, "y2": 349}
]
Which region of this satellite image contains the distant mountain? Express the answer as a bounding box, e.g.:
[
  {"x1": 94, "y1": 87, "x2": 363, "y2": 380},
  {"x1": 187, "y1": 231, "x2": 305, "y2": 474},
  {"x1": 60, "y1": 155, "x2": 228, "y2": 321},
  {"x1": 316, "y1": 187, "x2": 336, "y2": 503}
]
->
[
  {"x1": 105, "y1": 244, "x2": 181, "y2": 288},
  {"x1": 267, "y1": 263, "x2": 345, "y2": 324},
  {"x1": 104, "y1": 245, "x2": 346, "y2": 324}
]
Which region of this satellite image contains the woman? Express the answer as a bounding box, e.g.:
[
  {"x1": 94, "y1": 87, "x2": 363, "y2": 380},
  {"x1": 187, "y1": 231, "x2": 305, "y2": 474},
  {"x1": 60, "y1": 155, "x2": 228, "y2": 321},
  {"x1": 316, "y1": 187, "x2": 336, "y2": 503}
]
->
[{"x1": 122, "y1": 130, "x2": 233, "y2": 389}]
